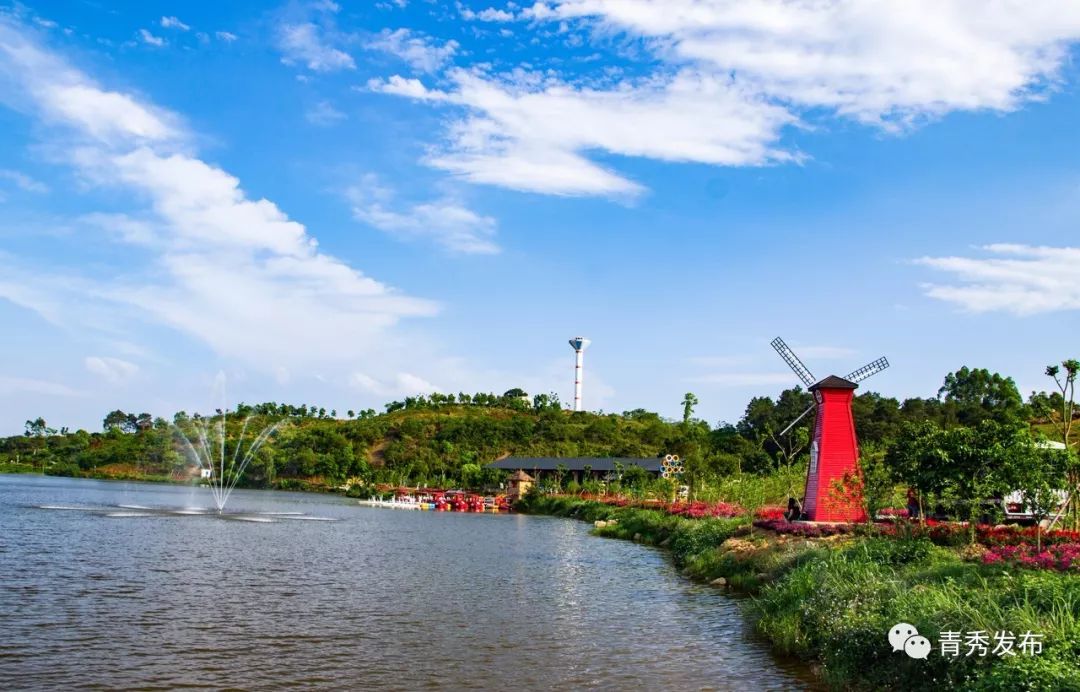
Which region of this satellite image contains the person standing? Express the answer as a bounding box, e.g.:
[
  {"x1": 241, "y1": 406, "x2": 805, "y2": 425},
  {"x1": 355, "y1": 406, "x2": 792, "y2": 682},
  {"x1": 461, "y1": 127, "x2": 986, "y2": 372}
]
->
[{"x1": 906, "y1": 487, "x2": 920, "y2": 520}]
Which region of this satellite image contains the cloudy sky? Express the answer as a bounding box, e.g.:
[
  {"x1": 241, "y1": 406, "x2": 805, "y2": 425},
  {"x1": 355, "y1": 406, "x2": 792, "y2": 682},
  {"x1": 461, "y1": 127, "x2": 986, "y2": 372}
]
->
[{"x1": 1, "y1": 0, "x2": 1078, "y2": 434}]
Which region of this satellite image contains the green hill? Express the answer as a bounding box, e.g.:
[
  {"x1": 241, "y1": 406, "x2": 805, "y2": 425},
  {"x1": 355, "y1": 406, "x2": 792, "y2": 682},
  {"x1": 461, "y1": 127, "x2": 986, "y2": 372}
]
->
[
  {"x1": 1, "y1": 395, "x2": 695, "y2": 489},
  {"x1": 3, "y1": 363, "x2": 1076, "y2": 494}
]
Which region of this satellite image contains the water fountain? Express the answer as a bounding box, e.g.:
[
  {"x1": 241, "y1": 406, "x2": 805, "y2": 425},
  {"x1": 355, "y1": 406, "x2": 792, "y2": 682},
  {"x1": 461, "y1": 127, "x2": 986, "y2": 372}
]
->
[
  {"x1": 35, "y1": 376, "x2": 336, "y2": 522},
  {"x1": 173, "y1": 410, "x2": 279, "y2": 513}
]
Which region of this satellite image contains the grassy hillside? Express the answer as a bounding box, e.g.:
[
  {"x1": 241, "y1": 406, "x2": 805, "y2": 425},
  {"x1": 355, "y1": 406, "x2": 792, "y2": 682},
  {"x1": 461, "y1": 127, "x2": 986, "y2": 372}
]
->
[
  {"x1": 5, "y1": 363, "x2": 1076, "y2": 496},
  {"x1": 1, "y1": 401, "x2": 690, "y2": 489}
]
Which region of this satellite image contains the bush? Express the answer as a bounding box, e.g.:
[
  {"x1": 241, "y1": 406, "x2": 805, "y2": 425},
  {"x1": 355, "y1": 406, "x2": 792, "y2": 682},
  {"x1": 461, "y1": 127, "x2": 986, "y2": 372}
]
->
[{"x1": 668, "y1": 517, "x2": 743, "y2": 566}]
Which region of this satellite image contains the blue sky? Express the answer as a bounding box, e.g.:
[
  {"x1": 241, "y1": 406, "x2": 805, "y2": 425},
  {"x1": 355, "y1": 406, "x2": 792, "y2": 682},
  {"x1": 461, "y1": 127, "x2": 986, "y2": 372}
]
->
[{"x1": 1, "y1": 0, "x2": 1079, "y2": 434}]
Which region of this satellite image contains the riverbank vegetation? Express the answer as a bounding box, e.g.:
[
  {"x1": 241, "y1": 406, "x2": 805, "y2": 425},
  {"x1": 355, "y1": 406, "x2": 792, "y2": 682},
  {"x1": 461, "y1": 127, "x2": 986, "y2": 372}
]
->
[{"x1": 516, "y1": 495, "x2": 1080, "y2": 690}]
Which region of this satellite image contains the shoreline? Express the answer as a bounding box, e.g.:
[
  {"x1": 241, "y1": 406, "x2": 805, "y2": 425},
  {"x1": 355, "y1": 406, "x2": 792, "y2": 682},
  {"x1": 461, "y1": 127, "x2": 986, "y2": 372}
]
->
[{"x1": 515, "y1": 494, "x2": 1080, "y2": 691}]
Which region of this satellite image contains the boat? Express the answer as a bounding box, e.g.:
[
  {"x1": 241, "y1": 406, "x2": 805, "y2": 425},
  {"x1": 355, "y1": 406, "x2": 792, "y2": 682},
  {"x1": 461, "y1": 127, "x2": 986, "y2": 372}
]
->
[{"x1": 359, "y1": 488, "x2": 511, "y2": 513}]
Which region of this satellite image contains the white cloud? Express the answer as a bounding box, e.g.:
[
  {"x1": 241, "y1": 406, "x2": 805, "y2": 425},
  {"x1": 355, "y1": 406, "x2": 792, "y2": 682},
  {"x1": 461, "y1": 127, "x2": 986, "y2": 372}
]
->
[
  {"x1": 0, "y1": 27, "x2": 181, "y2": 144},
  {"x1": 80, "y1": 212, "x2": 157, "y2": 245},
  {"x1": 916, "y1": 244, "x2": 1080, "y2": 315},
  {"x1": 215, "y1": 31, "x2": 238, "y2": 42},
  {"x1": 459, "y1": 5, "x2": 516, "y2": 22},
  {"x1": 0, "y1": 17, "x2": 436, "y2": 376},
  {"x1": 0, "y1": 168, "x2": 48, "y2": 193},
  {"x1": 305, "y1": 100, "x2": 346, "y2": 126},
  {"x1": 368, "y1": 74, "x2": 436, "y2": 100},
  {"x1": 372, "y1": 68, "x2": 794, "y2": 197},
  {"x1": 39, "y1": 85, "x2": 179, "y2": 143},
  {"x1": 348, "y1": 175, "x2": 499, "y2": 254},
  {"x1": 374, "y1": 1, "x2": 1080, "y2": 197},
  {"x1": 84, "y1": 356, "x2": 139, "y2": 383},
  {"x1": 160, "y1": 16, "x2": 190, "y2": 31},
  {"x1": 138, "y1": 29, "x2": 166, "y2": 47},
  {"x1": 367, "y1": 28, "x2": 458, "y2": 73},
  {"x1": 278, "y1": 23, "x2": 355, "y2": 71},
  {"x1": 539, "y1": 0, "x2": 1080, "y2": 127}
]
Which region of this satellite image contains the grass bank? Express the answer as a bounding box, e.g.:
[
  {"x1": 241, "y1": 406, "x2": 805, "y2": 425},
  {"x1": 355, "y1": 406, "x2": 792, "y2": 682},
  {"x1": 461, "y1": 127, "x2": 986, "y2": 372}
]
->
[
  {"x1": 516, "y1": 495, "x2": 1080, "y2": 691},
  {"x1": 0, "y1": 462, "x2": 39, "y2": 474}
]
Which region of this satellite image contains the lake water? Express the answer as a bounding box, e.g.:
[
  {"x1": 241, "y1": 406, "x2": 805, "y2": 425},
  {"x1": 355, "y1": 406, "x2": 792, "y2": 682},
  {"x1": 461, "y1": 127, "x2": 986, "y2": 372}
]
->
[{"x1": 0, "y1": 475, "x2": 817, "y2": 690}]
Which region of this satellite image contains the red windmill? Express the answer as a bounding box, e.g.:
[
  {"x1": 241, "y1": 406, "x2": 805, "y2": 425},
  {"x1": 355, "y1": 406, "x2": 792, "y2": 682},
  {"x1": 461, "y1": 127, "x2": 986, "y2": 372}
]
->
[{"x1": 771, "y1": 338, "x2": 890, "y2": 522}]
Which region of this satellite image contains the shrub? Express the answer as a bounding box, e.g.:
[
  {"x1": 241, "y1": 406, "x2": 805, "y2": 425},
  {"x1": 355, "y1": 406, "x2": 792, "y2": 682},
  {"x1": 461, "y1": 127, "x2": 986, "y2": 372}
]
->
[{"x1": 668, "y1": 517, "x2": 743, "y2": 566}]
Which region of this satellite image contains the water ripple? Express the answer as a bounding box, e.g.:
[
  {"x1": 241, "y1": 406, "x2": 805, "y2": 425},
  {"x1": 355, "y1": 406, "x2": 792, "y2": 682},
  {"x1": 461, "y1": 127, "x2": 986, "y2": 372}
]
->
[{"x1": 1, "y1": 476, "x2": 818, "y2": 690}]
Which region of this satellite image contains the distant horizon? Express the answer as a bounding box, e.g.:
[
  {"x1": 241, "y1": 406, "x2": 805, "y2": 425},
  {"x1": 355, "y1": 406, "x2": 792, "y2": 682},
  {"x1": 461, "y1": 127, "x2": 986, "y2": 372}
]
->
[{"x1": 1, "y1": 3, "x2": 1078, "y2": 436}]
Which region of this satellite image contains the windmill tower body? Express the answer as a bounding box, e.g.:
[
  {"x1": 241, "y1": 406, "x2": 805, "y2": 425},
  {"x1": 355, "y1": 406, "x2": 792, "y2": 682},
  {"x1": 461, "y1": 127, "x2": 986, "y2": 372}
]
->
[{"x1": 803, "y1": 376, "x2": 867, "y2": 522}]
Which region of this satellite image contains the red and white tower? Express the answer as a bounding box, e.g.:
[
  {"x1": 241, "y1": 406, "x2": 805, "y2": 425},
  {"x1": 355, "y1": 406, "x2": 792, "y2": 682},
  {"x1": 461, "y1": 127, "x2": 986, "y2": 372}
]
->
[
  {"x1": 771, "y1": 338, "x2": 889, "y2": 522},
  {"x1": 569, "y1": 337, "x2": 590, "y2": 412}
]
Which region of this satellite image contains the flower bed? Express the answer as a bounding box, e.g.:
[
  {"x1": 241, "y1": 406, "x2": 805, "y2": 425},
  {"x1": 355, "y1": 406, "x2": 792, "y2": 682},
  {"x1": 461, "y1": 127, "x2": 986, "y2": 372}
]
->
[
  {"x1": 976, "y1": 525, "x2": 1080, "y2": 547},
  {"x1": 667, "y1": 500, "x2": 743, "y2": 518},
  {"x1": 982, "y1": 543, "x2": 1080, "y2": 571},
  {"x1": 755, "y1": 505, "x2": 786, "y2": 521},
  {"x1": 753, "y1": 518, "x2": 855, "y2": 537},
  {"x1": 878, "y1": 520, "x2": 1080, "y2": 548}
]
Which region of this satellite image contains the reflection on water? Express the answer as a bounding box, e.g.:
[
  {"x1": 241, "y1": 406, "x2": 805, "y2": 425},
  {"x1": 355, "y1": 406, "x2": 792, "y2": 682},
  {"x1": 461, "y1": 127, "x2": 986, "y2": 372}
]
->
[{"x1": 0, "y1": 475, "x2": 817, "y2": 690}]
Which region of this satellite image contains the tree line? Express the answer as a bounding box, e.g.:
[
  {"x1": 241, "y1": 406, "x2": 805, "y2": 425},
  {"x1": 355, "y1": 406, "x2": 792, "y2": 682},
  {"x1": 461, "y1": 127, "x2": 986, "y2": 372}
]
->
[{"x1": 2, "y1": 364, "x2": 1077, "y2": 525}]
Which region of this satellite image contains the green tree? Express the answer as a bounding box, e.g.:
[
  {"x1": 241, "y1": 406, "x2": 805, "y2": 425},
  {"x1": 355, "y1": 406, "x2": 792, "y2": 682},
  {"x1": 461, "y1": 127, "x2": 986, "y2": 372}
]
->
[
  {"x1": 858, "y1": 442, "x2": 900, "y2": 523},
  {"x1": 460, "y1": 462, "x2": 482, "y2": 488},
  {"x1": 621, "y1": 464, "x2": 649, "y2": 490},
  {"x1": 1042, "y1": 359, "x2": 1079, "y2": 447},
  {"x1": 937, "y1": 366, "x2": 1025, "y2": 426},
  {"x1": 681, "y1": 392, "x2": 698, "y2": 423},
  {"x1": 888, "y1": 420, "x2": 1035, "y2": 541},
  {"x1": 553, "y1": 463, "x2": 568, "y2": 491},
  {"x1": 1012, "y1": 444, "x2": 1068, "y2": 548},
  {"x1": 103, "y1": 410, "x2": 137, "y2": 433},
  {"x1": 135, "y1": 413, "x2": 153, "y2": 432},
  {"x1": 1038, "y1": 360, "x2": 1080, "y2": 529},
  {"x1": 736, "y1": 388, "x2": 814, "y2": 472},
  {"x1": 24, "y1": 417, "x2": 52, "y2": 437}
]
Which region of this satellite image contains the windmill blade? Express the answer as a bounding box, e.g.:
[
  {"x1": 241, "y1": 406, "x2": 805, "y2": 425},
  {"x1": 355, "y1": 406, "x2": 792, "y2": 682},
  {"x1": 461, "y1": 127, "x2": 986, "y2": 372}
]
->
[
  {"x1": 770, "y1": 337, "x2": 816, "y2": 389},
  {"x1": 845, "y1": 357, "x2": 890, "y2": 383},
  {"x1": 779, "y1": 403, "x2": 816, "y2": 437}
]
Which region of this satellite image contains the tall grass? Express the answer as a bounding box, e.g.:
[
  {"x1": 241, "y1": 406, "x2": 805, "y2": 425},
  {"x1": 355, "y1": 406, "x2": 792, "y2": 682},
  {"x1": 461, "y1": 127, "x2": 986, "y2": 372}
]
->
[{"x1": 755, "y1": 541, "x2": 1080, "y2": 690}]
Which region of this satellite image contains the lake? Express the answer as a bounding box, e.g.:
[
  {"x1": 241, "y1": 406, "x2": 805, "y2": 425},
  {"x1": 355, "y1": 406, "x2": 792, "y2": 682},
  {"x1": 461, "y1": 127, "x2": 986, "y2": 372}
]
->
[{"x1": 0, "y1": 475, "x2": 817, "y2": 690}]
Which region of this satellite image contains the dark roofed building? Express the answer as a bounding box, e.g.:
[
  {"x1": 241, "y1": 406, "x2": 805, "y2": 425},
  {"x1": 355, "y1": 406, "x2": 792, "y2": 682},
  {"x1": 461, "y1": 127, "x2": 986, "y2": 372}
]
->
[{"x1": 488, "y1": 456, "x2": 662, "y2": 482}]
